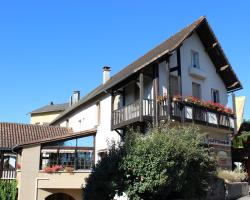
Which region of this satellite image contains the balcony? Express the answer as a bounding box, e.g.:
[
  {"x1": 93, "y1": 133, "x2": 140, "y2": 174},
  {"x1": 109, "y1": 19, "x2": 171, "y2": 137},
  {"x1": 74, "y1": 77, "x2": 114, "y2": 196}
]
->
[
  {"x1": 112, "y1": 99, "x2": 154, "y2": 129},
  {"x1": 1, "y1": 170, "x2": 16, "y2": 180},
  {"x1": 112, "y1": 97, "x2": 235, "y2": 131},
  {"x1": 171, "y1": 100, "x2": 235, "y2": 130}
]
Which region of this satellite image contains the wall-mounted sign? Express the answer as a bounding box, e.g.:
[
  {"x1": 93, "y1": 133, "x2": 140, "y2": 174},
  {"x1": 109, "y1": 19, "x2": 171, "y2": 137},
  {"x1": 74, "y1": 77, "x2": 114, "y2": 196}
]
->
[{"x1": 206, "y1": 138, "x2": 231, "y2": 147}]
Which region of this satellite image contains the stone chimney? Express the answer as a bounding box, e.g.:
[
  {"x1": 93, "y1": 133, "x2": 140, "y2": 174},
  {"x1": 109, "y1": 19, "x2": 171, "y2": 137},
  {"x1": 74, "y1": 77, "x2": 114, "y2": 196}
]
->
[
  {"x1": 70, "y1": 91, "x2": 80, "y2": 106},
  {"x1": 103, "y1": 66, "x2": 111, "y2": 84}
]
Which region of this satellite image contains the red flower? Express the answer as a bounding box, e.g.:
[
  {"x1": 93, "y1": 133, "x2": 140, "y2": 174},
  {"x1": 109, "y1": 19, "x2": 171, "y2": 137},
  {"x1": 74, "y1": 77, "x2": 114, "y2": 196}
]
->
[
  {"x1": 16, "y1": 163, "x2": 21, "y2": 170},
  {"x1": 43, "y1": 165, "x2": 64, "y2": 173}
]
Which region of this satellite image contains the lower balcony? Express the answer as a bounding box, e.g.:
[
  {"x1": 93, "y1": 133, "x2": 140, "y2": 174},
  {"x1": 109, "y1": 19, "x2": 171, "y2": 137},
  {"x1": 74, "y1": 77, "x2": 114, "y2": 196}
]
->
[
  {"x1": 112, "y1": 99, "x2": 154, "y2": 129},
  {"x1": 112, "y1": 97, "x2": 235, "y2": 131}
]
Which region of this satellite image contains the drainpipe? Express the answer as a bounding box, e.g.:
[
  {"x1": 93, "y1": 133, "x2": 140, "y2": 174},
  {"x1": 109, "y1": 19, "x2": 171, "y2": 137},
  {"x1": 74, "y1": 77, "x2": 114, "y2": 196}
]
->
[{"x1": 35, "y1": 178, "x2": 49, "y2": 200}]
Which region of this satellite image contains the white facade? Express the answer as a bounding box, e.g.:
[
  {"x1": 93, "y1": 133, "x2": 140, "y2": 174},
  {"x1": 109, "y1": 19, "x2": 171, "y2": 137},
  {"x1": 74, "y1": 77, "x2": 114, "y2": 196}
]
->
[
  {"x1": 158, "y1": 32, "x2": 228, "y2": 106},
  {"x1": 59, "y1": 95, "x2": 120, "y2": 162}
]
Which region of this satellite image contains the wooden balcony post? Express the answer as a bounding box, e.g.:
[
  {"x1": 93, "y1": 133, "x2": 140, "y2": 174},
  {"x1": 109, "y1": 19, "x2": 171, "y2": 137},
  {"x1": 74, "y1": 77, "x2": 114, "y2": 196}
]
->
[
  {"x1": 153, "y1": 64, "x2": 159, "y2": 125},
  {"x1": 177, "y1": 48, "x2": 182, "y2": 96},
  {"x1": 166, "y1": 60, "x2": 171, "y2": 120},
  {"x1": 139, "y1": 72, "x2": 144, "y2": 122},
  {"x1": 111, "y1": 91, "x2": 114, "y2": 129},
  {"x1": 177, "y1": 48, "x2": 184, "y2": 122}
]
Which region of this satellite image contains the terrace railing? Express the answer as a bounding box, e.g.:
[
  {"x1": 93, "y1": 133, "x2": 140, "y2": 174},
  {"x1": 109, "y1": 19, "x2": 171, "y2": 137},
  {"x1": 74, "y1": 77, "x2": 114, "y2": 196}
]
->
[
  {"x1": 171, "y1": 101, "x2": 235, "y2": 129},
  {"x1": 112, "y1": 99, "x2": 153, "y2": 128},
  {"x1": 1, "y1": 170, "x2": 16, "y2": 180}
]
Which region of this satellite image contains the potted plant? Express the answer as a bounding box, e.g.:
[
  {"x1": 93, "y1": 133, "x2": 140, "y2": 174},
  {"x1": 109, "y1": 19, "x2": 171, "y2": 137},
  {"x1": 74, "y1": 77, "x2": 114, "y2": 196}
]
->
[
  {"x1": 172, "y1": 94, "x2": 182, "y2": 102},
  {"x1": 64, "y1": 166, "x2": 74, "y2": 173},
  {"x1": 43, "y1": 165, "x2": 63, "y2": 173},
  {"x1": 157, "y1": 93, "x2": 167, "y2": 102}
]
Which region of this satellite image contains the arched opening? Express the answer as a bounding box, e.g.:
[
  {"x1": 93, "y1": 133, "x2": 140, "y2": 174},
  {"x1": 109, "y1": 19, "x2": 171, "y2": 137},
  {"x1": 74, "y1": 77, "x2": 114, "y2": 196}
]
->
[{"x1": 45, "y1": 193, "x2": 75, "y2": 200}]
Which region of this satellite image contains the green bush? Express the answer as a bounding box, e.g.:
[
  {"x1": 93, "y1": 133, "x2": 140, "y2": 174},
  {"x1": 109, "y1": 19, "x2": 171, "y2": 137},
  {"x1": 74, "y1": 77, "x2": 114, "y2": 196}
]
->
[
  {"x1": 84, "y1": 125, "x2": 216, "y2": 200},
  {"x1": 0, "y1": 180, "x2": 17, "y2": 200}
]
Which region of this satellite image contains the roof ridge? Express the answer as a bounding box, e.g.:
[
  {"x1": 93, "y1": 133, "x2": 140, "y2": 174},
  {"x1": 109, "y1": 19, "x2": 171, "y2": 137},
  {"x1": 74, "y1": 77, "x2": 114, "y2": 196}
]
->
[{"x1": 0, "y1": 122, "x2": 69, "y2": 129}]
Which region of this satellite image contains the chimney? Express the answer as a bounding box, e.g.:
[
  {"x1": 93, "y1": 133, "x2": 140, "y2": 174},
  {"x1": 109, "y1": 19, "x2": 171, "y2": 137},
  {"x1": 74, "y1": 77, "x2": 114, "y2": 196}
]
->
[
  {"x1": 70, "y1": 91, "x2": 80, "y2": 106},
  {"x1": 103, "y1": 66, "x2": 111, "y2": 84}
]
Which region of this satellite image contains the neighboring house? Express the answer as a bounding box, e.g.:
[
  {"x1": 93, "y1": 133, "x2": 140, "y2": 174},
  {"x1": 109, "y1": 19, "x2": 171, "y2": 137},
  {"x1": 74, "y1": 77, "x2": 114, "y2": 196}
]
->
[
  {"x1": 30, "y1": 102, "x2": 69, "y2": 125},
  {"x1": 0, "y1": 122, "x2": 95, "y2": 200},
  {"x1": 50, "y1": 16, "x2": 242, "y2": 172},
  {"x1": 30, "y1": 91, "x2": 81, "y2": 125}
]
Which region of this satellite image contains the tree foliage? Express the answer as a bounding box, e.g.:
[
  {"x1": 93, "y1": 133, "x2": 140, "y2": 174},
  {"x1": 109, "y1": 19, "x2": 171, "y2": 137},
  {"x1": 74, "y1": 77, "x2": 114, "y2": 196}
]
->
[
  {"x1": 84, "y1": 125, "x2": 216, "y2": 200},
  {"x1": 0, "y1": 180, "x2": 17, "y2": 200}
]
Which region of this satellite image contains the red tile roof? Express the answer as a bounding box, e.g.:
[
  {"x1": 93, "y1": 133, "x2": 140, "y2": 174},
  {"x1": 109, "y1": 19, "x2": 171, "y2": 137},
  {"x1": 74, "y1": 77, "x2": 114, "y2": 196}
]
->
[{"x1": 0, "y1": 122, "x2": 73, "y2": 150}]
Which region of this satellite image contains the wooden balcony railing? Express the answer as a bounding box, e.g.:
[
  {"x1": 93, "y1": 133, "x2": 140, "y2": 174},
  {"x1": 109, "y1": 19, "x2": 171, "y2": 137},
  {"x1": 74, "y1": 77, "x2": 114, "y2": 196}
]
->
[
  {"x1": 171, "y1": 101, "x2": 235, "y2": 129},
  {"x1": 1, "y1": 170, "x2": 16, "y2": 180},
  {"x1": 112, "y1": 98, "x2": 235, "y2": 130},
  {"x1": 112, "y1": 99, "x2": 153, "y2": 129}
]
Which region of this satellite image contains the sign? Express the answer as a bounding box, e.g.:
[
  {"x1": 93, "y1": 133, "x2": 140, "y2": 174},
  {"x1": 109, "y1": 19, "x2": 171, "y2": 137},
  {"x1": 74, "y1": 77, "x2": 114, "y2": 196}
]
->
[{"x1": 206, "y1": 138, "x2": 231, "y2": 147}]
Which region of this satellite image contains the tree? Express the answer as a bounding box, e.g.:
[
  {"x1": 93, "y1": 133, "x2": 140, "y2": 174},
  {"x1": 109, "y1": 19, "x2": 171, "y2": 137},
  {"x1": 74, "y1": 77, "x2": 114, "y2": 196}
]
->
[{"x1": 84, "y1": 125, "x2": 216, "y2": 200}]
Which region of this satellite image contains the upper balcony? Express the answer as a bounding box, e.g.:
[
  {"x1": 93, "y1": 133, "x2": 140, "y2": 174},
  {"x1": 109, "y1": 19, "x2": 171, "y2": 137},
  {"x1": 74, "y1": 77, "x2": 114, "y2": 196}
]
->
[{"x1": 111, "y1": 96, "x2": 235, "y2": 131}]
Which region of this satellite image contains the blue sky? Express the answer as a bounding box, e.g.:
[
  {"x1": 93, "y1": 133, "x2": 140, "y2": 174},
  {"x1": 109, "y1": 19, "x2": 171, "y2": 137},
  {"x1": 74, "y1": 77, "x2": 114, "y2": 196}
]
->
[{"x1": 0, "y1": 0, "x2": 249, "y2": 123}]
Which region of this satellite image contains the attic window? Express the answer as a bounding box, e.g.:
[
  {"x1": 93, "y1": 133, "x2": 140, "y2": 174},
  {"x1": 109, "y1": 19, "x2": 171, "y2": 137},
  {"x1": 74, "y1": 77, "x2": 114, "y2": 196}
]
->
[{"x1": 191, "y1": 50, "x2": 199, "y2": 69}]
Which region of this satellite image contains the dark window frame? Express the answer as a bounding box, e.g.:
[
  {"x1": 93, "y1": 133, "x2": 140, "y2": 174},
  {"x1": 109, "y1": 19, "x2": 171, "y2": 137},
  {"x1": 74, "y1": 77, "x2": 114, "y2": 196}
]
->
[
  {"x1": 192, "y1": 82, "x2": 201, "y2": 99},
  {"x1": 191, "y1": 50, "x2": 200, "y2": 69},
  {"x1": 40, "y1": 135, "x2": 95, "y2": 171},
  {"x1": 211, "y1": 89, "x2": 220, "y2": 103}
]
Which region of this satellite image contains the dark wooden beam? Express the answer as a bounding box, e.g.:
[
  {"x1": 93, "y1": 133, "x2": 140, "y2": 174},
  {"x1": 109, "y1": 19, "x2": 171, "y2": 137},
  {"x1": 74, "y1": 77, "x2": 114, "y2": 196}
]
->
[
  {"x1": 153, "y1": 64, "x2": 159, "y2": 125},
  {"x1": 205, "y1": 42, "x2": 218, "y2": 52},
  {"x1": 111, "y1": 91, "x2": 115, "y2": 129},
  {"x1": 177, "y1": 48, "x2": 182, "y2": 96},
  {"x1": 177, "y1": 48, "x2": 184, "y2": 122},
  {"x1": 139, "y1": 72, "x2": 144, "y2": 122},
  {"x1": 228, "y1": 82, "x2": 239, "y2": 89},
  {"x1": 166, "y1": 60, "x2": 171, "y2": 120},
  {"x1": 220, "y1": 64, "x2": 230, "y2": 71},
  {"x1": 170, "y1": 66, "x2": 179, "y2": 72}
]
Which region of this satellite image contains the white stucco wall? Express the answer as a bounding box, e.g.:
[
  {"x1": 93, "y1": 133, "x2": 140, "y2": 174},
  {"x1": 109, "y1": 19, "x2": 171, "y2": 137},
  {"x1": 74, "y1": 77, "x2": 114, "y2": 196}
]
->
[
  {"x1": 95, "y1": 96, "x2": 121, "y2": 158},
  {"x1": 159, "y1": 32, "x2": 228, "y2": 106},
  {"x1": 59, "y1": 95, "x2": 121, "y2": 162},
  {"x1": 180, "y1": 32, "x2": 228, "y2": 105}
]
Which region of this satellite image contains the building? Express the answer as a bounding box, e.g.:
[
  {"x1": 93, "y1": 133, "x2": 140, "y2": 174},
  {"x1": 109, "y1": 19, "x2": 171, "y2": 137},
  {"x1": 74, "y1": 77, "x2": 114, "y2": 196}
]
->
[
  {"x1": 50, "y1": 16, "x2": 242, "y2": 171},
  {"x1": 30, "y1": 102, "x2": 69, "y2": 125},
  {"x1": 30, "y1": 91, "x2": 82, "y2": 125},
  {"x1": 5, "y1": 16, "x2": 243, "y2": 200},
  {"x1": 0, "y1": 122, "x2": 95, "y2": 200}
]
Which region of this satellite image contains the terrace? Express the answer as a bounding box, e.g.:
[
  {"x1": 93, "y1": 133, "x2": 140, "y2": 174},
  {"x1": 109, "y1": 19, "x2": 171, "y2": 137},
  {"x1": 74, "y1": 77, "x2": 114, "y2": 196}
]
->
[{"x1": 112, "y1": 96, "x2": 235, "y2": 130}]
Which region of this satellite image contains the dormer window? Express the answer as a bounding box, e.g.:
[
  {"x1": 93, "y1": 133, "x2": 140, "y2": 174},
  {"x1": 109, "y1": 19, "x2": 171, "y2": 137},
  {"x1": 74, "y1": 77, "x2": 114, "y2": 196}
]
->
[{"x1": 191, "y1": 50, "x2": 199, "y2": 68}]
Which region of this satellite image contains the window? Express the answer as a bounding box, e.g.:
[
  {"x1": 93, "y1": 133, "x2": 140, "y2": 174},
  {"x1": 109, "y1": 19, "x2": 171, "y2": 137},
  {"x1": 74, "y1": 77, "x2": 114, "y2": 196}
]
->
[
  {"x1": 211, "y1": 89, "x2": 220, "y2": 103},
  {"x1": 3, "y1": 154, "x2": 16, "y2": 170},
  {"x1": 192, "y1": 82, "x2": 201, "y2": 99},
  {"x1": 40, "y1": 135, "x2": 94, "y2": 170},
  {"x1": 170, "y1": 75, "x2": 179, "y2": 96},
  {"x1": 191, "y1": 50, "x2": 199, "y2": 68}
]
